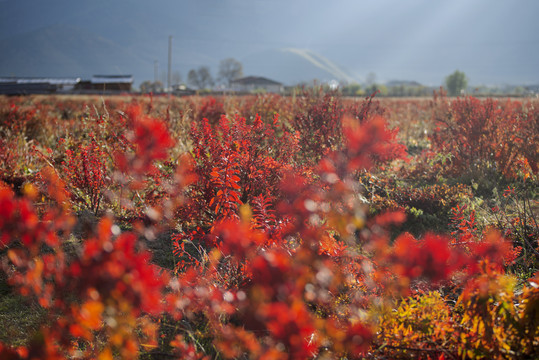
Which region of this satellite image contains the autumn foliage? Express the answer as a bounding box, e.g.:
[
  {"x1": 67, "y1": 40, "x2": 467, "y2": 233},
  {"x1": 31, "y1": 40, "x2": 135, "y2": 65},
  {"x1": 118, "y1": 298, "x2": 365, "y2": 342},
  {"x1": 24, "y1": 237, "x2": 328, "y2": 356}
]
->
[{"x1": 0, "y1": 92, "x2": 537, "y2": 359}]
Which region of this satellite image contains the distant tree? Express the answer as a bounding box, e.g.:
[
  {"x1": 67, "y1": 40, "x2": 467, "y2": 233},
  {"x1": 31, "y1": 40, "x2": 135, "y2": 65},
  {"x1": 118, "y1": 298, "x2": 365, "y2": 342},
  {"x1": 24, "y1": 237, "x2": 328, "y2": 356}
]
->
[
  {"x1": 188, "y1": 66, "x2": 214, "y2": 90},
  {"x1": 139, "y1": 80, "x2": 163, "y2": 93},
  {"x1": 445, "y1": 70, "x2": 468, "y2": 96},
  {"x1": 218, "y1": 58, "x2": 243, "y2": 86},
  {"x1": 341, "y1": 82, "x2": 362, "y2": 96},
  {"x1": 365, "y1": 83, "x2": 387, "y2": 97},
  {"x1": 139, "y1": 80, "x2": 152, "y2": 93},
  {"x1": 187, "y1": 69, "x2": 201, "y2": 89},
  {"x1": 513, "y1": 86, "x2": 525, "y2": 96},
  {"x1": 171, "y1": 71, "x2": 182, "y2": 86},
  {"x1": 198, "y1": 66, "x2": 214, "y2": 89},
  {"x1": 366, "y1": 72, "x2": 377, "y2": 86},
  {"x1": 386, "y1": 84, "x2": 430, "y2": 97}
]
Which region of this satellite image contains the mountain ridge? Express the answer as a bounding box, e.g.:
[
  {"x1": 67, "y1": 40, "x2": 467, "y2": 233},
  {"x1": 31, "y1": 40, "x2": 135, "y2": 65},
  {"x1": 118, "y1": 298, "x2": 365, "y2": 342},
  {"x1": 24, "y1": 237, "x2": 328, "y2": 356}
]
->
[
  {"x1": 1, "y1": 23, "x2": 355, "y2": 86},
  {"x1": 1, "y1": 0, "x2": 538, "y2": 87}
]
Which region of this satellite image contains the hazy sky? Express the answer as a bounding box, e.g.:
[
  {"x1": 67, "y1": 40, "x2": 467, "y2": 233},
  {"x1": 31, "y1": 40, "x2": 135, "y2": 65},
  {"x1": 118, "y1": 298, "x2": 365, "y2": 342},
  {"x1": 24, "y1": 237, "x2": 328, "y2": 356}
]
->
[
  {"x1": 237, "y1": 0, "x2": 539, "y2": 84},
  {"x1": 1, "y1": 0, "x2": 538, "y2": 85}
]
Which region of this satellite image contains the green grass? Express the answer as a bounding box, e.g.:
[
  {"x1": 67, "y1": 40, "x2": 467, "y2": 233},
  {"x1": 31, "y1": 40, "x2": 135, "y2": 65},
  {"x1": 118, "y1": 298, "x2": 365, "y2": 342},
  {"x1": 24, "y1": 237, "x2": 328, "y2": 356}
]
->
[{"x1": 0, "y1": 289, "x2": 47, "y2": 347}]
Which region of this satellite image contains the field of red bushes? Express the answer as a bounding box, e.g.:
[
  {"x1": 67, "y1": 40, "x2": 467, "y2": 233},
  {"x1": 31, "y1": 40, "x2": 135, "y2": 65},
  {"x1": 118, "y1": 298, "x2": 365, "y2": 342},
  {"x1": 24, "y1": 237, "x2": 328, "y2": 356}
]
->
[{"x1": 0, "y1": 89, "x2": 538, "y2": 359}]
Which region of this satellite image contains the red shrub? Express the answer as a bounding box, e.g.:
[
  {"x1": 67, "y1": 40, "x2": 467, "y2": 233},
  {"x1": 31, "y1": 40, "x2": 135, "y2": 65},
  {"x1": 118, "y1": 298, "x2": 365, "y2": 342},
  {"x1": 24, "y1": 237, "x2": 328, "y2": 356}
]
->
[
  {"x1": 1, "y1": 95, "x2": 538, "y2": 360},
  {"x1": 196, "y1": 96, "x2": 225, "y2": 126},
  {"x1": 431, "y1": 96, "x2": 538, "y2": 179}
]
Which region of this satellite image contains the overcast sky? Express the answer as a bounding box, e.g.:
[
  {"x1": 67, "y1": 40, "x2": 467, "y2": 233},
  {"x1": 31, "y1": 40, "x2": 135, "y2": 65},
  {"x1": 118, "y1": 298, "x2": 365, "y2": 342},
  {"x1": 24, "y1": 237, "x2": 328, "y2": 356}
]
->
[{"x1": 1, "y1": 0, "x2": 538, "y2": 85}]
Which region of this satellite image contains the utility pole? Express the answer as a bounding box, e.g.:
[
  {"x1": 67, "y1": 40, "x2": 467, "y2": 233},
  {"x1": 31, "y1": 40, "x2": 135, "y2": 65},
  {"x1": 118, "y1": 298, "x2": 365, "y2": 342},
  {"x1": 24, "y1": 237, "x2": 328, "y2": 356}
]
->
[
  {"x1": 154, "y1": 60, "x2": 159, "y2": 84},
  {"x1": 167, "y1": 35, "x2": 172, "y2": 92}
]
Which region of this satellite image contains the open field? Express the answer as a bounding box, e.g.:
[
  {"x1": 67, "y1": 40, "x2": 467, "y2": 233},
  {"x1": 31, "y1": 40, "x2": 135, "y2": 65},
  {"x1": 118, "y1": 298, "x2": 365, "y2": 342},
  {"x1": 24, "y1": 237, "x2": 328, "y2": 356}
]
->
[{"x1": 0, "y1": 91, "x2": 538, "y2": 359}]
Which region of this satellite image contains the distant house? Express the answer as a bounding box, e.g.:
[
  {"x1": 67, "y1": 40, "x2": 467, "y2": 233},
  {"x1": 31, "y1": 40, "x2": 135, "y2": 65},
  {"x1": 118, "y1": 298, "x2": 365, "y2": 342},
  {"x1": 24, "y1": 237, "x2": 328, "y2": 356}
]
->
[
  {"x1": 230, "y1": 76, "x2": 283, "y2": 93},
  {"x1": 0, "y1": 75, "x2": 134, "y2": 95},
  {"x1": 76, "y1": 75, "x2": 133, "y2": 92},
  {"x1": 0, "y1": 77, "x2": 80, "y2": 95},
  {"x1": 172, "y1": 84, "x2": 196, "y2": 96}
]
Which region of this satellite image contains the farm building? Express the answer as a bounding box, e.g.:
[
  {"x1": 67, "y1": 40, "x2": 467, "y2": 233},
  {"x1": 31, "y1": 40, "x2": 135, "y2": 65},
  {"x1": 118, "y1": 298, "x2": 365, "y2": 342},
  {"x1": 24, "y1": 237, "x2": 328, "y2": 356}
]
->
[
  {"x1": 75, "y1": 75, "x2": 133, "y2": 92},
  {"x1": 0, "y1": 77, "x2": 80, "y2": 95},
  {"x1": 0, "y1": 75, "x2": 133, "y2": 95},
  {"x1": 230, "y1": 76, "x2": 283, "y2": 93}
]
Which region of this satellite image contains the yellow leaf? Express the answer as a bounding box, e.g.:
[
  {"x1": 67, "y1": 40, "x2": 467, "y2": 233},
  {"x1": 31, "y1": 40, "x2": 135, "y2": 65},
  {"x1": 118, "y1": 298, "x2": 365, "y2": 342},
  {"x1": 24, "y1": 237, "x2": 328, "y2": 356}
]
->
[{"x1": 240, "y1": 204, "x2": 252, "y2": 222}]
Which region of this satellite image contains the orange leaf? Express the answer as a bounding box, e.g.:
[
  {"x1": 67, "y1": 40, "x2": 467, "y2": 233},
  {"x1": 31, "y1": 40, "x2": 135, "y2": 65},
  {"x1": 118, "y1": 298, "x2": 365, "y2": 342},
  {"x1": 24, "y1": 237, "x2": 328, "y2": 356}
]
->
[
  {"x1": 230, "y1": 182, "x2": 241, "y2": 190},
  {"x1": 98, "y1": 347, "x2": 113, "y2": 360}
]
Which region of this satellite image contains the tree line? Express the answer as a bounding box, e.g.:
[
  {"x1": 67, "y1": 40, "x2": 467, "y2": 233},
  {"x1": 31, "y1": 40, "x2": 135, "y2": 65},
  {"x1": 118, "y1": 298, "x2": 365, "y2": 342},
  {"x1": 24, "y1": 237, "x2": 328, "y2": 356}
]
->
[
  {"x1": 141, "y1": 65, "x2": 473, "y2": 97},
  {"x1": 140, "y1": 58, "x2": 243, "y2": 93}
]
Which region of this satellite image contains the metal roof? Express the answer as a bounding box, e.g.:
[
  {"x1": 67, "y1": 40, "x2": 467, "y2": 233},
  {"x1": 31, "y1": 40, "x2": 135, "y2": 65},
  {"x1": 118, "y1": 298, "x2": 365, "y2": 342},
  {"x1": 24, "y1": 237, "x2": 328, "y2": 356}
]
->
[
  {"x1": 0, "y1": 77, "x2": 81, "y2": 85},
  {"x1": 91, "y1": 75, "x2": 133, "y2": 84}
]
